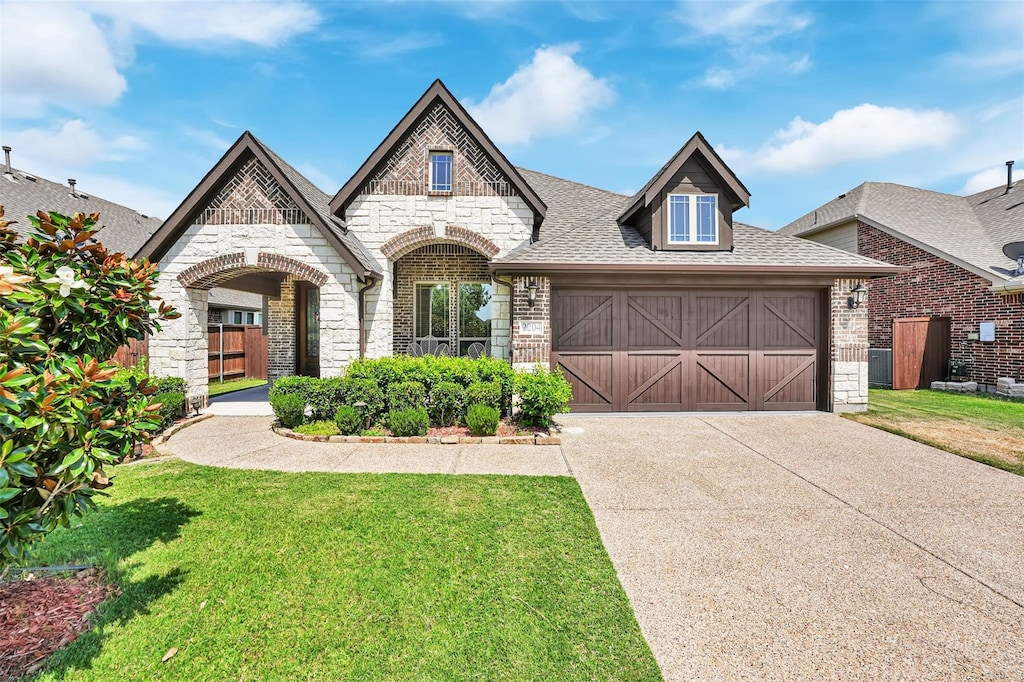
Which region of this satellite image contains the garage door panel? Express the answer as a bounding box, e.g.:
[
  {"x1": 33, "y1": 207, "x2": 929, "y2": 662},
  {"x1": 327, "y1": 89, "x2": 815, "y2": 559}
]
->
[
  {"x1": 627, "y1": 294, "x2": 687, "y2": 349},
  {"x1": 762, "y1": 294, "x2": 818, "y2": 349},
  {"x1": 626, "y1": 353, "x2": 685, "y2": 410},
  {"x1": 696, "y1": 294, "x2": 751, "y2": 348},
  {"x1": 554, "y1": 292, "x2": 614, "y2": 350},
  {"x1": 556, "y1": 353, "x2": 615, "y2": 411},
  {"x1": 761, "y1": 351, "x2": 817, "y2": 410},
  {"x1": 695, "y1": 352, "x2": 750, "y2": 410}
]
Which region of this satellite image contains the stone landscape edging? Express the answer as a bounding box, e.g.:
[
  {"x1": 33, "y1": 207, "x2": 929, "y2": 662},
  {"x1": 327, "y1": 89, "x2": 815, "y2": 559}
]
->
[{"x1": 271, "y1": 424, "x2": 561, "y2": 446}]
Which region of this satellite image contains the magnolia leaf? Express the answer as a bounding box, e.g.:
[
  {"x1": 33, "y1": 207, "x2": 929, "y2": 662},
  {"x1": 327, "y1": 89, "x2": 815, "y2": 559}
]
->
[{"x1": 162, "y1": 648, "x2": 178, "y2": 663}]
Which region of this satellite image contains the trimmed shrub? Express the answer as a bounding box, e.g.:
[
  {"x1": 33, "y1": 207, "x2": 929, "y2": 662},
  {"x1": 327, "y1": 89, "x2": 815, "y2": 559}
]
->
[
  {"x1": 342, "y1": 378, "x2": 386, "y2": 425},
  {"x1": 269, "y1": 375, "x2": 315, "y2": 402},
  {"x1": 388, "y1": 407, "x2": 429, "y2": 437},
  {"x1": 334, "y1": 405, "x2": 362, "y2": 435},
  {"x1": 271, "y1": 393, "x2": 306, "y2": 428},
  {"x1": 151, "y1": 391, "x2": 185, "y2": 430},
  {"x1": 361, "y1": 428, "x2": 386, "y2": 437},
  {"x1": 430, "y1": 381, "x2": 465, "y2": 426},
  {"x1": 466, "y1": 381, "x2": 502, "y2": 413},
  {"x1": 152, "y1": 376, "x2": 186, "y2": 395},
  {"x1": 466, "y1": 404, "x2": 500, "y2": 436},
  {"x1": 387, "y1": 380, "x2": 425, "y2": 412},
  {"x1": 307, "y1": 377, "x2": 346, "y2": 421},
  {"x1": 514, "y1": 365, "x2": 573, "y2": 428},
  {"x1": 294, "y1": 420, "x2": 339, "y2": 436}
]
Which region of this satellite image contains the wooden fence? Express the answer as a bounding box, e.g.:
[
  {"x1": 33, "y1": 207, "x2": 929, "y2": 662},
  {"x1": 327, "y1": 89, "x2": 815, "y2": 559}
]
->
[
  {"x1": 208, "y1": 324, "x2": 268, "y2": 381},
  {"x1": 112, "y1": 337, "x2": 148, "y2": 369}
]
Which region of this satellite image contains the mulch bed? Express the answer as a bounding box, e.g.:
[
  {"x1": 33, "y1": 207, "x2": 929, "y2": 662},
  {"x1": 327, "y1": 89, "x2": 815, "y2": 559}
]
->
[
  {"x1": 0, "y1": 571, "x2": 115, "y2": 680},
  {"x1": 429, "y1": 420, "x2": 547, "y2": 438}
]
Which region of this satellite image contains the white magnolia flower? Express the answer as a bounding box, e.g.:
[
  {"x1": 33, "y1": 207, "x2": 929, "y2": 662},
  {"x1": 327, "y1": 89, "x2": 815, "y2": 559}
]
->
[{"x1": 42, "y1": 265, "x2": 88, "y2": 297}]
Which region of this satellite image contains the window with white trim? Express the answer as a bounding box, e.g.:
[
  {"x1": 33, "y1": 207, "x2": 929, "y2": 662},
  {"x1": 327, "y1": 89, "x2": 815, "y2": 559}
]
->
[
  {"x1": 668, "y1": 193, "x2": 718, "y2": 245},
  {"x1": 429, "y1": 152, "x2": 453, "y2": 192},
  {"x1": 414, "y1": 281, "x2": 492, "y2": 355}
]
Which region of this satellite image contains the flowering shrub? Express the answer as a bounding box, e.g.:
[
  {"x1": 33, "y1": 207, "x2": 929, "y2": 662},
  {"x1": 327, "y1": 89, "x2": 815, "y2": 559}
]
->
[{"x1": 0, "y1": 207, "x2": 178, "y2": 565}]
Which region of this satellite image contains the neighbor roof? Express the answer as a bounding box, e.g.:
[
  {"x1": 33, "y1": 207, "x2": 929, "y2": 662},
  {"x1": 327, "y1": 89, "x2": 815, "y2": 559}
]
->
[
  {"x1": 137, "y1": 132, "x2": 382, "y2": 280},
  {"x1": 1, "y1": 168, "x2": 161, "y2": 255},
  {"x1": 208, "y1": 288, "x2": 263, "y2": 310},
  {"x1": 778, "y1": 180, "x2": 1023, "y2": 284},
  {"x1": 492, "y1": 170, "x2": 899, "y2": 276}
]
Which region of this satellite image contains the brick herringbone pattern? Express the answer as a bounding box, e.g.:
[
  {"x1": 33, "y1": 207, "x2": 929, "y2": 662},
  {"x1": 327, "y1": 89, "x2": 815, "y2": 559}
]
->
[
  {"x1": 363, "y1": 103, "x2": 516, "y2": 197},
  {"x1": 198, "y1": 156, "x2": 310, "y2": 225}
]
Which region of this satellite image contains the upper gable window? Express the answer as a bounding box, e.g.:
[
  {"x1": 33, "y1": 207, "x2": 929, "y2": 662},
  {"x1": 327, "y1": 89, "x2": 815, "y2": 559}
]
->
[
  {"x1": 668, "y1": 193, "x2": 718, "y2": 245},
  {"x1": 430, "y1": 152, "x2": 452, "y2": 192}
]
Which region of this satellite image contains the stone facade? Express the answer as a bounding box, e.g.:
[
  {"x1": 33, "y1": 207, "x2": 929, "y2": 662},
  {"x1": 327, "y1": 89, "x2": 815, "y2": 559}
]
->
[
  {"x1": 830, "y1": 277, "x2": 870, "y2": 412},
  {"x1": 858, "y1": 222, "x2": 1024, "y2": 384}
]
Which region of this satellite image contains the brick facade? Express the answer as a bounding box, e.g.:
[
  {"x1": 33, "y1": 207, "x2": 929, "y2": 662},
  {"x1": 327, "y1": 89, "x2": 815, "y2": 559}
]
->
[
  {"x1": 510, "y1": 277, "x2": 550, "y2": 368},
  {"x1": 858, "y1": 222, "x2": 1024, "y2": 384},
  {"x1": 267, "y1": 277, "x2": 297, "y2": 381},
  {"x1": 830, "y1": 278, "x2": 869, "y2": 411}
]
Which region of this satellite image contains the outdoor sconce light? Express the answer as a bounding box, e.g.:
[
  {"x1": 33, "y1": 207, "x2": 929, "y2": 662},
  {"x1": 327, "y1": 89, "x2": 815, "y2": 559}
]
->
[
  {"x1": 847, "y1": 283, "x2": 867, "y2": 309},
  {"x1": 189, "y1": 396, "x2": 203, "y2": 417},
  {"x1": 526, "y1": 280, "x2": 539, "y2": 307}
]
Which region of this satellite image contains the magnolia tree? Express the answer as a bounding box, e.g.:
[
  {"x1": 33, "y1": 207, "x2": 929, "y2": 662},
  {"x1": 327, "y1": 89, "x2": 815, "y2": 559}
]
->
[{"x1": 0, "y1": 207, "x2": 178, "y2": 565}]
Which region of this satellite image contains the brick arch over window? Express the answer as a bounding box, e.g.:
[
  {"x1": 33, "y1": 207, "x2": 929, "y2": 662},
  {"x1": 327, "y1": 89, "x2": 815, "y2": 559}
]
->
[
  {"x1": 177, "y1": 252, "x2": 329, "y2": 289},
  {"x1": 380, "y1": 225, "x2": 500, "y2": 261}
]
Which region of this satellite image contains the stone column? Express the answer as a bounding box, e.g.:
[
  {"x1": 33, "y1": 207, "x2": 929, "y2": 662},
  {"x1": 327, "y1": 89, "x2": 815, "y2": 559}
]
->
[
  {"x1": 831, "y1": 278, "x2": 869, "y2": 412},
  {"x1": 149, "y1": 286, "x2": 209, "y2": 406}
]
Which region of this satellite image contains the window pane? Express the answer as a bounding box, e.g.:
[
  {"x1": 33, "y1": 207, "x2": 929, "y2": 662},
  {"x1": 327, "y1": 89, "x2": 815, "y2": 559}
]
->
[
  {"x1": 233, "y1": 311, "x2": 242, "y2": 324},
  {"x1": 430, "y1": 153, "x2": 452, "y2": 192},
  {"x1": 246, "y1": 312, "x2": 255, "y2": 324},
  {"x1": 669, "y1": 195, "x2": 689, "y2": 242},
  {"x1": 306, "y1": 288, "x2": 319, "y2": 359},
  {"x1": 415, "y1": 283, "x2": 450, "y2": 338},
  {"x1": 696, "y1": 195, "x2": 716, "y2": 242},
  {"x1": 459, "y1": 283, "x2": 491, "y2": 341}
]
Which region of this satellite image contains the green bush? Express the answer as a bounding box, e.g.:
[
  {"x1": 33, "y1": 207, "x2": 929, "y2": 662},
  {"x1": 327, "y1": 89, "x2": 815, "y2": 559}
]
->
[
  {"x1": 151, "y1": 391, "x2": 185, "y2": 430},
  {"x1": 388, "y1": 407, "x2": 429, "y2": 437},
  {"x1": 466, "y1": 404, "x2": 500, "y2": 436},
  {"x1": 387, "y1": 380, "x2": 425, "y2": 412},
  {"x1": 271, "y1": 393, "x2": 306, "y2": 428},
  {"x1": 307, "y1": 377, "x2": 346, "y2": 421},
  {"x1": 268, "y1": 376, "x2": 315, "y2": 401},
  {"x1": 430, "y1": 381, "x2": 465, "y2": 426},
  {"x1": 514, "y1": 365, "x2": 573, "y2": 428},
  {"x1": 466, "y1": 381, "x2": 503, "y2": 413},
  {"x1": 360, "y1": 428, "x2": 386, "y2": 437},
  {"x1": 342, "y1": 378, "x2": 386, "y2": 425},
  {"x1": 293, "y1": 420, "x2": 339, "y2": 436},
  {"x1": 152, "y1": 376, "x2": 186, "y2": 395},
  {"x1": 333, "y1": 405, "x2": 362, "y2": 435},
  {"x1": 0, "y1": 208, "x2": 179, "y2": 565}
]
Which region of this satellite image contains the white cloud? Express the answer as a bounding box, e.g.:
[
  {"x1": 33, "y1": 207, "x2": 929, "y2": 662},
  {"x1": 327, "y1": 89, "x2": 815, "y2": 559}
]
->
[
  {"x1": 935, "y1": 1, "x2": 1024, "y2": 77},
  {"x1": 0, "y1": 3, "x2": 127, "y2": 115},
  {"x1": 752, "y1": 104, "x2": 961, "y2": 173},
  {"x1": 182, "y1": 128, "x2": 234, "y2": 151},
  {"x1": 359, "y1": 33, "x2": 444, "y2": 60},
  {"x1": 465, "y1": 44, "x2": 614, "y2": 146},
  {"x1": 8, "y1": 120, "x2": 147, "y2": 169},
  {"x1": 960, "y1": 167, "x2": 1009, "y2": 195}
]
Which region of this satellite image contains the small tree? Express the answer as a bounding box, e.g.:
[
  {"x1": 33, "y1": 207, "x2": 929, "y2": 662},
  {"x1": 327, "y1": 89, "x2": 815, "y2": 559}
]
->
[{"x1": 0, "y1": 207, "x2": 178, "y2": 565}]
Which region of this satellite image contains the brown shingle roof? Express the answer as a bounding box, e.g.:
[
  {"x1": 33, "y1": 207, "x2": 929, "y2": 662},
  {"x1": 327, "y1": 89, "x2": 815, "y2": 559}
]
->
[
  {"x1": 778, "y1": 181, "x2": 1024, "y2": 282},
  {"x1": 0, "y1": 168, "x2": 161, "y2": 255}
]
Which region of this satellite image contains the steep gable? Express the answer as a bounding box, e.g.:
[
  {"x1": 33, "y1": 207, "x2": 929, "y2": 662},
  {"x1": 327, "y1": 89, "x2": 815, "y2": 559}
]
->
[{"x1": 330, "y1": 80, "x2": 545, "y2": 224}]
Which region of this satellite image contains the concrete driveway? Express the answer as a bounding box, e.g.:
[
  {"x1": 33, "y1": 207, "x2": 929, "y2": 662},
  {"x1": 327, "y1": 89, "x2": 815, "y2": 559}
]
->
[{"x1": 558, "y1": 413, "x2": 1024, "y2": 681}]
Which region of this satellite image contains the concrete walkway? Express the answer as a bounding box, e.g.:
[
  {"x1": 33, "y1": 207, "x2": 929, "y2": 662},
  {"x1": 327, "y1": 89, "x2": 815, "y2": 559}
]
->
[
  {"x1": 204, "y1": 384, "x2": 273, "y2": 416},
  {"x1": 559, "y1": 413, "x2": 1024, "y2": 681},
  {"x1": 159, "y1": 415, "x2": 570, "y2": 476}
]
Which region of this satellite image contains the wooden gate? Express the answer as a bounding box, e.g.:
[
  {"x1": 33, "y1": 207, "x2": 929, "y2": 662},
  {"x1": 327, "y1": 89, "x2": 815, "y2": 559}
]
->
[
  {"x1": 892, "y1": 317, "x2": 950, "y2": 389},
  {"x1": 208, "y1": 324, "x2": 268, "y2": 381},
  {"x1": 552, "y1": 288, "x2": 822, "y2": 412}
]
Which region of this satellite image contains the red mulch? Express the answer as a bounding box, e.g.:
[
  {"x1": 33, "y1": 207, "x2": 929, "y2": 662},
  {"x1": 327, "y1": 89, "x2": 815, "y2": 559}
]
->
[
  {"x1": 0, "y1": 571, "x2": 115, "y2": 680},
  {"x1": 425, "y1": 420, "x2": 547, "y2": 438}
]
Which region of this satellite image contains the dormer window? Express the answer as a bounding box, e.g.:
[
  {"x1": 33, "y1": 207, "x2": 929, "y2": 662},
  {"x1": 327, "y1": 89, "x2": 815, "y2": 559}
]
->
[
  {"x1": 430, "y1": 152, "x2": 452, "y2": 192},
  {"x1": 668, "y1": 193, "x2": 718, "y2": 245}
]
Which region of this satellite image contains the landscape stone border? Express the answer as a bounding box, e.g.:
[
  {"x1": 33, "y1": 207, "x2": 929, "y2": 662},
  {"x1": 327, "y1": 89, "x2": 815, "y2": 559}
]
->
[{"x1": 272, "y1": 424, "x2": 561, "y2": 446}]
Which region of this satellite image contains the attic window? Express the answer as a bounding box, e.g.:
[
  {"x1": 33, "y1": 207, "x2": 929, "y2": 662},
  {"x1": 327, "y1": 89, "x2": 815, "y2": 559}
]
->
[
  {"x1": 429, "y1": 152, "x2": 452, "y2": 192},
  {"x1": 668, "y1": 193, "x2": 718, "y2": 245}
]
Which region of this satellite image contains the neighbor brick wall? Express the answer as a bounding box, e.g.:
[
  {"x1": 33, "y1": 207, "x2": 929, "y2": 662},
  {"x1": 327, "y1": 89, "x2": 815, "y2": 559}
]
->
[
  {"x1": 511, "y1": 277, "x2": 550, "y2": 368},
  {"x1": 830, "y1": 277, "x2": 869, "y2": 411},
  {"x1": 858, "y1": 222, "x2": 1024, "y2": 384}
]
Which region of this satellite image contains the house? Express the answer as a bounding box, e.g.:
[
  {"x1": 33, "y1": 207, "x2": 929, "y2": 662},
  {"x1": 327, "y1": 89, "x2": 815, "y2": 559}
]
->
[
  {"x1": 0, "y1": 146, "x2": 262, "y2": 330},
  {"x1": 137, "y1": 80, "x2": 899, "y2": 413},
  {"x1": 778, "y1": 174, "x2": 1024, "y2": 390}
]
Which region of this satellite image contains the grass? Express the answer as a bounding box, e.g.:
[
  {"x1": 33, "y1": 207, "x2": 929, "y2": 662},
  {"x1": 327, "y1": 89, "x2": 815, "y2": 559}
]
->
[
  {"x1": 293, "y1": 420, "x2": 340, "y2": 436},
  {"x1": 207, "y1": 378, "x2": 267, "y2": 398},
  {"x1": 26, "y1": 460, "x2": 661, "y2": 681},
  {"x1": 847, "y1": 388, "x2": 1024, "y2": 476}
]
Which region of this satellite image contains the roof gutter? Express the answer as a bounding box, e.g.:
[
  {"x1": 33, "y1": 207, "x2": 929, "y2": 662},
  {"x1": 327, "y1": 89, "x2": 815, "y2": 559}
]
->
[
  {"x1": 357, "y1": 276, "x2": 378, "y2": 359},
  {"x1": 489, "y1": 262, "x2": 905, "y2": 277},
  {"x1": 989, "y1": 281, "x2": 1024, "y2": 294}
]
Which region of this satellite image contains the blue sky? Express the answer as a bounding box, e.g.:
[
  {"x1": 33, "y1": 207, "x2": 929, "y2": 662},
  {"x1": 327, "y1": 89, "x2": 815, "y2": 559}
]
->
[{"x1": 2, "y1": 0, "x2": 1022, "y2": 230}]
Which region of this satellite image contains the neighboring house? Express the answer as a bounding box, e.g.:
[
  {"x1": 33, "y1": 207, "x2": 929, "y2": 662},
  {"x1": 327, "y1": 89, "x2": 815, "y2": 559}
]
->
[
  {"x1": 0, "y1": 146, "x2": 260, "y2": 331},
  {"x1": 779, "y1": 177, "x2": 1024, "y2": 389},
  {"x1": 137, "y1": 80, "x2": 898, "y2": 412}
]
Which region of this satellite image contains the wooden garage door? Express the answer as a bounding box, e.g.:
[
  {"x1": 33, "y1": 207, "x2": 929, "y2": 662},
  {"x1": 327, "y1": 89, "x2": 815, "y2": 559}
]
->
[{"x1": 551, "y1": 288, "x2": 821, "y2": 412}]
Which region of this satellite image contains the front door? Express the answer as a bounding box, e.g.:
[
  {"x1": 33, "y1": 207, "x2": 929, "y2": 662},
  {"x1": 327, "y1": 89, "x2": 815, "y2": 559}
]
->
[{"x1": 297, "y1": 283, "x2": 320, "y2": 377}]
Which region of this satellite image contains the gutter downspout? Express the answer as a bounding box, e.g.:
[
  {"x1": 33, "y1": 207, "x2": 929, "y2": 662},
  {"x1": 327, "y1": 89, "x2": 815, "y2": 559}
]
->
[
  {"x1": 358, "y1": 277, "x2": 378, "y2": 359},
  {"x1": 493, "y1": 274, "x2": 516, "y2": 363}
]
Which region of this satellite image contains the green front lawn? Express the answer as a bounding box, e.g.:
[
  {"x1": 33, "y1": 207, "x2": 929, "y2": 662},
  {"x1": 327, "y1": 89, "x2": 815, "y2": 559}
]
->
[
  {"x1": 207, "y1": 378, "x2": 267, "y2": 398},
  {"x1": 848, "y1": 388, "x2": 1024, "y2": 475},
  {"x1": 27, "y1": 461, "x2": 661, "y2": 681}
]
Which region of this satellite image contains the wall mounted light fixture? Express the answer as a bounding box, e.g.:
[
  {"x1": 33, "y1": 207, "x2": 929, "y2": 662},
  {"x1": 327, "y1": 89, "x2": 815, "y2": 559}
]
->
[
  {"x1": 526, "y1": 280, "x2": 539, "y2": 307},
  {"x1": 847, "y1": 282, "x2": 867, "y2": 309}
]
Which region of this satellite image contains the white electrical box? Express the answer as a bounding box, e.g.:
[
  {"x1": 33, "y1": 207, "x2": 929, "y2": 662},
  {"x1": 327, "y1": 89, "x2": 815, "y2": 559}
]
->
[{"x1": 979, "y1": 321, "x2": 996, "y2": 342}]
